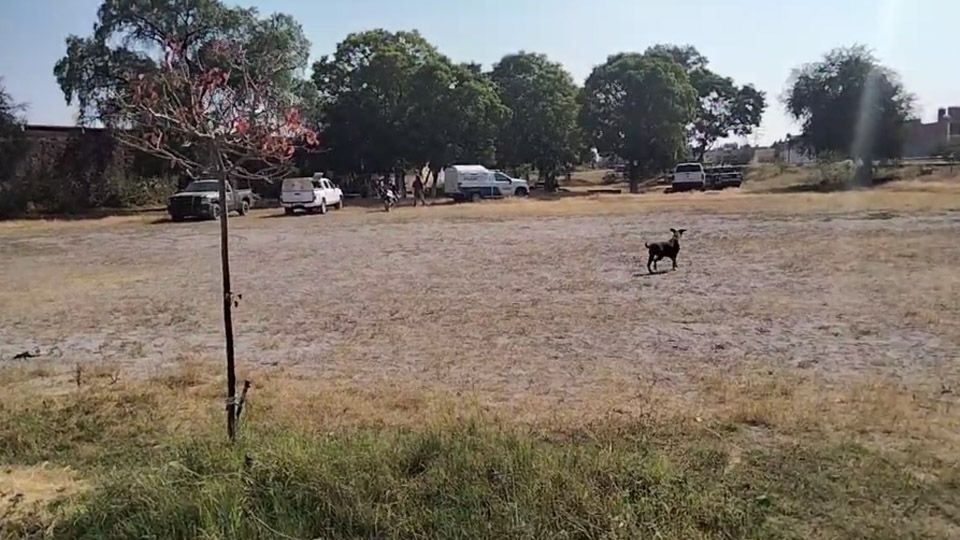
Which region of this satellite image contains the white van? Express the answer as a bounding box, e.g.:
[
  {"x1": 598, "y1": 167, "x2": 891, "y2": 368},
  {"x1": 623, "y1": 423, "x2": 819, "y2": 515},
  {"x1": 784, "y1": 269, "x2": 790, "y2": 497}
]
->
[
  {"x1": 671, "y1": 163, "x2": 706, "y2": 191},
  {"x1": 280, "y1": 175, "x2": 343, "y2": 215},
  {"x1": 444, "y1": 165, "x2": 530, "y2": 202}
]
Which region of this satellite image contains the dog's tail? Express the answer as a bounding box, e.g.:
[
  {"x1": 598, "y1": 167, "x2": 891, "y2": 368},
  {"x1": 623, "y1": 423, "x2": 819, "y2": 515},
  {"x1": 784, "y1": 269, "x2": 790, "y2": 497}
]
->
[{"x1": 644, "y1": 242, "x2": 650, "y2": 248}]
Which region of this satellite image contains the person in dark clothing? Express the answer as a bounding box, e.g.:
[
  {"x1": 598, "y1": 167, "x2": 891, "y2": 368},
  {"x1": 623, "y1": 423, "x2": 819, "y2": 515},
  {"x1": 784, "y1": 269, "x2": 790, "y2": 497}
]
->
[{"x1": 412, "y1": 174, "x2": 426, "y2": 207}]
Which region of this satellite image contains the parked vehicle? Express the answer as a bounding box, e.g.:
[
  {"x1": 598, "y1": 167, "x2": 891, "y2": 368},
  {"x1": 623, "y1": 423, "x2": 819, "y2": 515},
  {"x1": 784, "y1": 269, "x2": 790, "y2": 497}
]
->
[
  {"x1": 381, "y1": 185, "x2": 398, "y2": 212},
  {"x1": 671, "y1": 163, "x2": 706, "y2": 191},
  {"x1": 705, "y1": 165, "x2": 744, "y2": 189},
  {"x1": 168, "y1": 179, "x2": 252, "y2": 221},
  {"x1": 281, "y1": 175, "x2": 343, "y2": 215},
  {"x1": 444, "y1": 165, "x2": 530, "y2": 202}
]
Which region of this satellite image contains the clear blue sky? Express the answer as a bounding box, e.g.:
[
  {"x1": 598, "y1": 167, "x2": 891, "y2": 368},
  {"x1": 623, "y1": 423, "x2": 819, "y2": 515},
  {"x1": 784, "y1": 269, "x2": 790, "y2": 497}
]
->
[{"x1": 1, "y1": 0, "x2": 956, "y2": 145}]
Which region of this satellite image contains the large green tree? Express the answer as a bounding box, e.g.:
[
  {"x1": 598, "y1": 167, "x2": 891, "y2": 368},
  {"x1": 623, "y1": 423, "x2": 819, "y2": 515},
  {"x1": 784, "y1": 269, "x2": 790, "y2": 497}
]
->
[
  {"x1": 489, "y1": 52, "x2": 580, "y2": 191},
  {"x1": 55, "y1": 0, "x2": 311, "y2": 126},
  {"x1": 646, "y1": 44, "x2": 766, "y2": 162},
  {"x1": 405, "y1": 57, "x2": 507, "y2": 191},
  {"x1": 580, "y1": 53, "x2": 697, "y2": 193},
  {"x1": 312, "y1": 30, "x2": 439, "y2": 179},
  {"x1": 785, "y1": 45, "x2": 913, "y2": 180}
]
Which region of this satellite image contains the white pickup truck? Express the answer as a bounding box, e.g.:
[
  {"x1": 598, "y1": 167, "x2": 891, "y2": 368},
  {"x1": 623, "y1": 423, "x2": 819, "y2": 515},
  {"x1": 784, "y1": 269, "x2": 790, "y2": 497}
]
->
[
  {"x1": 280, "y1": 175, "x2": 343, "y2": 215},
  {"x1": 671, "y1": 163, "x2": 706, "y2": 192}
]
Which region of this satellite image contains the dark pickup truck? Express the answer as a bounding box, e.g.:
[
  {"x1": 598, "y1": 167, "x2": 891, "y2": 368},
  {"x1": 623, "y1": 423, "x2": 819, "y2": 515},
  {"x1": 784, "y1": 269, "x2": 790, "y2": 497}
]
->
[{"x1": 167, "y1": 179, "x2": 253, "y2": 221}]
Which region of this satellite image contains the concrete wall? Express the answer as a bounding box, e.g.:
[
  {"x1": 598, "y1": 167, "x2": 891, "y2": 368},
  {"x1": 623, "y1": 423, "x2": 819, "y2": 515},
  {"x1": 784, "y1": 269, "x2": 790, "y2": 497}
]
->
[{"x1": 904, "y1": 119, "x2": 949, "y2": 158}]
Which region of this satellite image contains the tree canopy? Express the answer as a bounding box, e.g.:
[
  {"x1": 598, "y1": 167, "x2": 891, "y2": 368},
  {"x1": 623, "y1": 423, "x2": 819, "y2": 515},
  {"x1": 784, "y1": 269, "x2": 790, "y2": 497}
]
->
[
  {"x1": 55, "y1": 0, "x2": 315, "y2": 180},
  {"x1": 580, "y1": 52, "x2": 697, "y2": 192},
  {"x1": 646, "y1": 44, "x2": 766, "y2": 162},
  {"x1": 311, "y1": 30, "x2": 505, "y2": 182},
  {"x1": 785, "y1": 45, "x2": 913, "y2": 164},
  {"x1": 489, "y1": 52, "x2": 580, "y2": 190},
  {"x1": 55, "y1": 0, "x2": 311, "y2": 126}
]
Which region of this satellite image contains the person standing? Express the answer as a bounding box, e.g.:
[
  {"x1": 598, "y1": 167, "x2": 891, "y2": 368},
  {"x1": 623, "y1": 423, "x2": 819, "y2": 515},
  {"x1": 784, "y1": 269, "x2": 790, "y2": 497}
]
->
[{"x1": 412, "y1": 174, "x2": 426, "y2": 207}]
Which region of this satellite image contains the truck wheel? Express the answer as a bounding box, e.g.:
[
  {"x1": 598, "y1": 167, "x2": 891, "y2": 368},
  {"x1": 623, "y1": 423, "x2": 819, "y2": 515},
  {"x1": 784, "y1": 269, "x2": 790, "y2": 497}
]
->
[
  {"x1": 335, "y1": 199, "x2": 344, "y2": 210},
  {"x1": 319, "y1": 199, "x2": 327, "y2": 214},
  {"x1": 470, "y1": 192, "x2": 481, "y2": 203},
  {"x1": 515, "y1": 187, "x2": 528, "y2": 197},
  {"x1": 170, "y1": 214, "x2": 185, "y2": 222},
  {"x1": 210, "y1": 204, "x2": 221, "y2": 220},
  {"x1": 238, "y1": 199, "x2": 250, "y2": 216},
  {"x1": 284, "y1": 208, "x2": 295, "y2": 216}
]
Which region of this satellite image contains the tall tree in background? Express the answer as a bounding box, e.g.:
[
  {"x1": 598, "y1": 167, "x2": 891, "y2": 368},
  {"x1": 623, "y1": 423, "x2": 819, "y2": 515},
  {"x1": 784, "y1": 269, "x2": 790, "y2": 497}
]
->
[
  {"x1": 406, "y1": 57, "x2": 507, "y2": 193},
  {"x1": 312, "y1": 29, "x2": 439, "y2": 190},
  {"x1": 785, "y1": 45, "x2": 913, "y2": 182},
  {"x1": 646, "y1": 44, "x2": 766, "y2": 162},
  {"x1": 55, "y1": 0, "x2": 317, "y2": 440},
  {"x1": 489, "y1": 52, "x2": 580, "y2": 191},
  {"x1": 580, "y1": 53, "x2": 697, "y2": 193}
]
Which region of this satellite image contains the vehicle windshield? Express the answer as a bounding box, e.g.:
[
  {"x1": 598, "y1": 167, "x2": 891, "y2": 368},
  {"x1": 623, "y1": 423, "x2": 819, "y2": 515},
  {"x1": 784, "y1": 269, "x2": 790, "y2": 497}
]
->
[
  {"x1": 183, "y1": 180, "x2": 221, "y2": 192},
  {"x1": 283, "y1": 178, "x2": 313, "y2": 191}
]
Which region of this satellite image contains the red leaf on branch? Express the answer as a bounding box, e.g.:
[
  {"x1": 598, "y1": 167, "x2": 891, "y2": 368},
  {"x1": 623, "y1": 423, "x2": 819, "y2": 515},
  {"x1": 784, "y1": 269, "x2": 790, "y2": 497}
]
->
[
  {"x1": 234, "y1": 118, "x2": 250, "y2": 135},
  {"x1": 284, "y1": 108, "x2": 301, "y2": 128}
]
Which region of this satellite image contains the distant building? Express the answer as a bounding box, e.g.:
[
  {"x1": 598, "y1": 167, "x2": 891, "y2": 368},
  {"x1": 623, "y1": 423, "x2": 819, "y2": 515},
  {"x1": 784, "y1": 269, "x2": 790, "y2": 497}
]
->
[
  {"x1": 753, "y1": 147, "x2": 776, "y2": 163},
  {"x1": 904, "y1": 107, "x2": 960, "y2": 157},
  {"x1": 20, "y1": 124, "x2": 107, "y2": 140}
]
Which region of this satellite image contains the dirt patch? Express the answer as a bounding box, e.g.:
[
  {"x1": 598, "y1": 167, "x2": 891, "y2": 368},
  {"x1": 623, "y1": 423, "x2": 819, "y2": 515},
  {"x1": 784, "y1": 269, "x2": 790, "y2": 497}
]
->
[
  {"x1": 1, "y1": 186, "x2": 959, "y2": 421},
  {"x1": 0, "y1": 464, "x2": 84, "y2": 522}
]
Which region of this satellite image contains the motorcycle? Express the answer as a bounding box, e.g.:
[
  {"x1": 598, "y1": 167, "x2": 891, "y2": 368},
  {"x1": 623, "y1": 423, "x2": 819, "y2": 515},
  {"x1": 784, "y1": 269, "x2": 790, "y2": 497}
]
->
[{"x1": 381, "y1": 186, "x2": 398, "y2": 212}]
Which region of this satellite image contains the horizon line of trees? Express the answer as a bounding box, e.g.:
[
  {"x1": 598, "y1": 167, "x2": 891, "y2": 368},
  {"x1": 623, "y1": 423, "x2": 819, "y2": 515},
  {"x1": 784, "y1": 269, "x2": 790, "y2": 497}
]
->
[{"x1": 0, "y1": 0, "x2": 921, "y2": 216}]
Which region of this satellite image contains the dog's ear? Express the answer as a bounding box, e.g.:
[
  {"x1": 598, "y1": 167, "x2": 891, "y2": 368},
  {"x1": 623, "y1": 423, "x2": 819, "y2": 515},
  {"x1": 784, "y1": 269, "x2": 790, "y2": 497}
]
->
[
  {"x1": 678, "y1": 229, "x2": 686, "y2": 236},
  {"x1": 670, "y1": 228, "x2": 677, "y2": 234}
]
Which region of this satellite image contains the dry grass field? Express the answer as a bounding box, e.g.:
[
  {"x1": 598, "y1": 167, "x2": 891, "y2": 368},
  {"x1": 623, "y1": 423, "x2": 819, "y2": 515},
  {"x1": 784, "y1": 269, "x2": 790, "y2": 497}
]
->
[{"x1": 2, "y1": 169, "x2": 960, "y2": 538}]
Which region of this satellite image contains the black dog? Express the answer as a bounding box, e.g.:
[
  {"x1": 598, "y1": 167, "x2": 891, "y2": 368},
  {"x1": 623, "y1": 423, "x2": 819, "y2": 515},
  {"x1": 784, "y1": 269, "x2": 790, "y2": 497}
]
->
[{"x1": 645, "y1": 228, "x2": 685, "y2": 273}]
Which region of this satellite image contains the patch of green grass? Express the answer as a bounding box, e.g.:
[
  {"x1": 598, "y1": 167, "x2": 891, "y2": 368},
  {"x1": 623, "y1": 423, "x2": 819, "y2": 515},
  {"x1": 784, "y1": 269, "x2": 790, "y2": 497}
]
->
[
  {"x1": 2, "y1": 390, "x2": 958, "y2": 539},
  {"x1": 47, "y1": 424, "x2": 771, "y2": 539},
  {"x1": 0, "y1": 391, "x2": 173, "y2": 468}
]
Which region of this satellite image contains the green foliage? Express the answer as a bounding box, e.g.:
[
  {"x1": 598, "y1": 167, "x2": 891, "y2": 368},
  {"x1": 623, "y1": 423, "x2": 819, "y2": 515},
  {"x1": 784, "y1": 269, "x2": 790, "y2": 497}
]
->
[
  {"x1": 0, "y1": 79, "x2": 29, "y2": 209},
  {"x1": 785, "y1": 45, "x2": 914, "y2": 161},
  {"x1": 312, "y1": 30, "x2": 506, "y2": 178},
  {"x1": 54, "y1": 0, "x2": 312, "y2": 126},
  {"x1": 312, "y1": 30, "x2": 440, "y2": 174},
  {"x1": 489, "y1": 52, "x2": 581, "y2": 190},
  {"x1": 580, "y1": 52, "x2": 697, "y2": 192},
  {"x1": 4, "y1": 388, "x2": 955, "y2": 540},
  {"x1": 406, "y1": 58, "x2": 507, "y2": 174},
  {"x1": 646, "y1": 45, "x2": 766, "y2": 162}
]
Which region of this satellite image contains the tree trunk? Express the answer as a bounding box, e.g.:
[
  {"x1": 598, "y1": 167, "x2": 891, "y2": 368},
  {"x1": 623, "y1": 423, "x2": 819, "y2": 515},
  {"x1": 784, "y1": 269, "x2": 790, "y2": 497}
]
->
[
  {"x1": 395, "y1": 168, "x2": 405, "y2": 198},
  {"x1": 854, "y1": 159, "x2": 873, "y2": 186},
  {"x1": 430, "y1": 166, "x2": 441, "y2": 198},
  {"x1": 628, "y1": 162, "x2": 639, "y2": 194},
  {"x1": 545, "y1": 172, "x2": 558, "y2": 192},
  {"x1": 217, "y1": 160, "x2": 237, "y2": 441},
  {"x1": 697, "y1": 145, "x2": 707, "y2": 163}
]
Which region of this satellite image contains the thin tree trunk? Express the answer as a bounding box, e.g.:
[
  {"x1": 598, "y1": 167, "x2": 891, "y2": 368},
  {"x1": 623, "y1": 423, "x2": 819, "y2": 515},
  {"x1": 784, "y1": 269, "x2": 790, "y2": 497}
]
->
[
  {"x1": 430, "y1": 167, "x2": 440, "y2": 198},
  {"x1": 217, "y1": 158, "x2": 237, "y2": 441},
  {"x1": 395, "y1": 168, "x2": 405, "y2": 199},
  {"x1": 628, "y1": 162, "x2": 639, "y2": 194}
]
